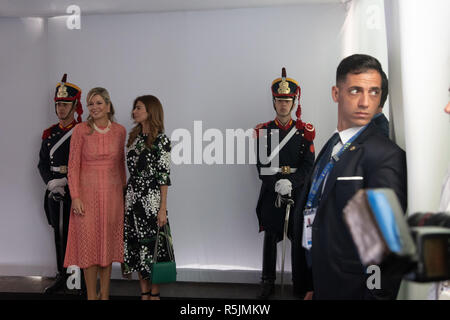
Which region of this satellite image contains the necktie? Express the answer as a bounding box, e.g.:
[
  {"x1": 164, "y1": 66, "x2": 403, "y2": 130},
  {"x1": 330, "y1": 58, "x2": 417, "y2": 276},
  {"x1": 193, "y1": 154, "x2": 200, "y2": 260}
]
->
[
  {"x1": 313, "y1": 132, "x2": 341, "y2": 190},
  {"x1": 311, "y1": 132, "x2": 341, "y2": 208}
]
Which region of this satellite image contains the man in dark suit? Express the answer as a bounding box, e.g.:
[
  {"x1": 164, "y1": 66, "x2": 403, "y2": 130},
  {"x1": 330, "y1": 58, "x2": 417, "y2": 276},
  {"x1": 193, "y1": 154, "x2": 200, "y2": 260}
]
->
[{"x1": 291, "y1": 54, "x2": 407, "y2": 300}]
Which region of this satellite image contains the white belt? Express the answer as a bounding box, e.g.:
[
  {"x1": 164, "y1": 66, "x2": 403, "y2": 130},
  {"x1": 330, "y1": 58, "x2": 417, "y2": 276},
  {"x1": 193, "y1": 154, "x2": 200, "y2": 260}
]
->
[
  {"x1": 266, "y1": 166, "x2": 297, "y2": 175},
  {"x1": 50, "y1": 166, "x2": 68, "y2": 174}
]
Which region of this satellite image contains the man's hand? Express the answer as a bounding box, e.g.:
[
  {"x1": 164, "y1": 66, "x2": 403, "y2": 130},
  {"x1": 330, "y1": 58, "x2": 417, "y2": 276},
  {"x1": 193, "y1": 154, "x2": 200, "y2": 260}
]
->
[
  {"x1": 47, "y1": 177, "x2": 68, "y2": 192},
  {"x1": 52, "y1": 186, "x2": 66, "y2": 197}
]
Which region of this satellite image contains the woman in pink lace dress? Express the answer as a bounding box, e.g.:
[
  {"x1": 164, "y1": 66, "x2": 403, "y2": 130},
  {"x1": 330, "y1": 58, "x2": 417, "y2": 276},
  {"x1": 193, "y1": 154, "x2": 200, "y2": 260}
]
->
[{"x1": 64, "y1": 87, "x2": 126, "y2": 300}]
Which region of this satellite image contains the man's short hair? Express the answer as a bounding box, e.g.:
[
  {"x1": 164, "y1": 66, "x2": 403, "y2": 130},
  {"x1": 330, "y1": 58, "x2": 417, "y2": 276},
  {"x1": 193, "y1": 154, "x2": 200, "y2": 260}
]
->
[
  {"x1": 379, "y1": 69, "x2": 388, "y2": 108},
  {"x1": 336, "y1": 54, "x2": 388, "y2": 108}
]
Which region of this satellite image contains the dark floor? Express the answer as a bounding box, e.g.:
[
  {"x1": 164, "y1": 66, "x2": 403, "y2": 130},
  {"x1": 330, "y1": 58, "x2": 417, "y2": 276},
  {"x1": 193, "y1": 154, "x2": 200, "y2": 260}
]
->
[{"x1": 0, "y1": 276, "x2": 298, "y2": 300}]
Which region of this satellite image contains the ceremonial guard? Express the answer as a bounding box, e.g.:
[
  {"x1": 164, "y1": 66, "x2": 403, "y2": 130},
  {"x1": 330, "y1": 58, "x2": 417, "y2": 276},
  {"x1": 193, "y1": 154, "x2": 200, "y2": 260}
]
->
[
  {"x1": 254, "y1": 68, "x2": 315, "y2": 299},
  {"x1": 38, "y1": 74, "x2": 83, "y2": 294}
]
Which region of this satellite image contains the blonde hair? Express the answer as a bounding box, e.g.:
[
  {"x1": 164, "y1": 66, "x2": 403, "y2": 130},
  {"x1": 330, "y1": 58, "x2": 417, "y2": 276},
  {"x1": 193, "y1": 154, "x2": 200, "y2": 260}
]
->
[
  {"x1": 127, "y1": 95, "x2": 164, "y2": 148},
  {"x1": 86, "y1": 87, "x2": 116, "y2": 134}
]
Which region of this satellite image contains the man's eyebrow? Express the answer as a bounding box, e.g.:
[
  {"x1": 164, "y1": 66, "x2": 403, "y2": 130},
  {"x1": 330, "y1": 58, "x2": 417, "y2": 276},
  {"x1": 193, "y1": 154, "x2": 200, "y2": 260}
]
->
[{"x1": 347, "y1": 86, "x2": 381, "y2": 90}]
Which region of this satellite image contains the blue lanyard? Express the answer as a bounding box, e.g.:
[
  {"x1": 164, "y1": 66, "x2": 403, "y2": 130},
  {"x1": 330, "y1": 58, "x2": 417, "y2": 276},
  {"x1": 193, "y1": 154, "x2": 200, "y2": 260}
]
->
[{"x1": 305, "y1": 126, "x2": 366, "y2": 209}]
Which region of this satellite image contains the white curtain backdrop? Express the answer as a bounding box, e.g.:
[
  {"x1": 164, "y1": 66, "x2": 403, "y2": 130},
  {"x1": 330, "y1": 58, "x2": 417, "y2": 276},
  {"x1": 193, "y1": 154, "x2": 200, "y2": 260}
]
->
[
  {"x1": 384, "y1": 0, "x2": 450, "y2": 299},
  {"x1": 340, "y1": 0, "x2": 450, "y2": 300}
]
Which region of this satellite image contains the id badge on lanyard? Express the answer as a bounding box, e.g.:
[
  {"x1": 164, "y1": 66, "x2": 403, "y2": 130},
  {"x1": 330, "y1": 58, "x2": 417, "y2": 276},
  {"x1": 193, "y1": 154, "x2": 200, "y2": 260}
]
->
[{"x1": 302, "y1": 207, "x2": 317, "y2": 250}]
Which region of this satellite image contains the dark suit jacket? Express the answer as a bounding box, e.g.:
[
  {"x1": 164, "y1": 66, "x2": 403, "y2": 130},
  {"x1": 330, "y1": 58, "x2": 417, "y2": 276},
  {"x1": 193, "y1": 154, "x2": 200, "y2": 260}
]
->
[
  {"x1": 291, "y1": 121, "x2": 407, "y2": 299},
  {"x1": 372, "y1": 113, "x2": 389, "y2": 138}
]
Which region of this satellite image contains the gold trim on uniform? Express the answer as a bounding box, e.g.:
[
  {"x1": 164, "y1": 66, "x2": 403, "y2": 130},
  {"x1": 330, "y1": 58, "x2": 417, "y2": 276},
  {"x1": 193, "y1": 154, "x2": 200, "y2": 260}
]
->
[
  {"x1": 57, "y1": 82, "x2": 82, "y2": 92},
  {"x1": 271, "y1": 77, "x2": 299, "y2": 86},
  {"x1": 57, "y1": 85, "x2": 68, "y2": 98},
  {"x1": 278, "y1": 79, "x2": 291, "y2": 94},
  {"x1": 59, "y1": 122, "x2": 75, "y2": 130},
  {"x1": 50, "y1": 165, "x2": 68, "y2": 174},
  {"x1": 281, "y1": 166, "x2": 291, "y2": 175}
]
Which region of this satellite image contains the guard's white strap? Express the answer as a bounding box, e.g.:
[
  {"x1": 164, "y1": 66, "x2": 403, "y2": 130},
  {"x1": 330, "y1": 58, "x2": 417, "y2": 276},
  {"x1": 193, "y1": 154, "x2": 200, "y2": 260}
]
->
[
  {"x1": 50, "y1": 128, "x2": 73, "y2": 158},
  {"x1": 266, "y1": 125, "x2": 297, "y2": 163}
]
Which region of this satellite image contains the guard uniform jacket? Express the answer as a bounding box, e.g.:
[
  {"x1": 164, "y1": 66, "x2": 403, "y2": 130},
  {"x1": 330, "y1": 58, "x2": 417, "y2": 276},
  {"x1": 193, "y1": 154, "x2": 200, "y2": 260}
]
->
[
  {"x1": 38, "y1": 120, "x2": 77, "y2": 227},
  {"x1": 256, "y1": 118, "x2": 315, "y2": 240}
]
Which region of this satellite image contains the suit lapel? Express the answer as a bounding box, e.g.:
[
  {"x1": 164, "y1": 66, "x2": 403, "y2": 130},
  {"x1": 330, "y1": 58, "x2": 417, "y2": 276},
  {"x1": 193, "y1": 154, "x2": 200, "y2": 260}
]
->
[{"x1": 309, "y1": 135, "x2": 335, "y2": 184}]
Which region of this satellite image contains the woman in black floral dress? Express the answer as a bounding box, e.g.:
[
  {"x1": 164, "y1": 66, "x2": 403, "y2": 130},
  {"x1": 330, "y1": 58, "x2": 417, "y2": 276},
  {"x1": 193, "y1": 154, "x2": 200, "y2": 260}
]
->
[{"x1": 123, "y1": 95, "x2": 173, "y2": 300}]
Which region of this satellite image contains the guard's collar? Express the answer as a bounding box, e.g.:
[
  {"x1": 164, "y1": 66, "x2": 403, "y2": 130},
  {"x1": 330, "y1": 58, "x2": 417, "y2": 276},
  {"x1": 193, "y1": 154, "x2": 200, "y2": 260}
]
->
[
  {"x1": 274, "y1": 118, "x2": 294, "y2": 131},
  {"x1": 59, "y1": 119, "x2": 77, "y2": 131}
]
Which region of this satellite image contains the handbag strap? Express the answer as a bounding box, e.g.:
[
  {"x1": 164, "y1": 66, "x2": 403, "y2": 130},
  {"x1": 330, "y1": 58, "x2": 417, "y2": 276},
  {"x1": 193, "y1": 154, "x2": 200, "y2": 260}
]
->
[{"x1": 153, "y1": 223, "x2": 175, "y2": 263}]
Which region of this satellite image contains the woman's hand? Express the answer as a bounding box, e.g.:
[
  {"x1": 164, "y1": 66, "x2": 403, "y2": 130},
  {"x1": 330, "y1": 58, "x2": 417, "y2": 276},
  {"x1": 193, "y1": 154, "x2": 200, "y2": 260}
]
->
[
  {"x1": 72, "y1": 198, "x2": 85, "y2": 216},
  {"x1": 157, "y1": 208, "x2": 167, "y2": 227}
]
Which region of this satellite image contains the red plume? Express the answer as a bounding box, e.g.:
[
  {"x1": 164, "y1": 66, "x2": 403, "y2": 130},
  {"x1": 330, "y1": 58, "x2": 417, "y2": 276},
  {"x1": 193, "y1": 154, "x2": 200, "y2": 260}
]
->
[
  {"x1": 295, "y1": 86, "x2": 303, "y2": 130},
  {"x1": 75, "y1": 91, "x2": 83, "y2": 123},
  {"x1": 61, "y1": 73, "x2": 67, "y2": 83},
  {"x1": 281, "y1": 67, "x2": 286, "y2": 79}
]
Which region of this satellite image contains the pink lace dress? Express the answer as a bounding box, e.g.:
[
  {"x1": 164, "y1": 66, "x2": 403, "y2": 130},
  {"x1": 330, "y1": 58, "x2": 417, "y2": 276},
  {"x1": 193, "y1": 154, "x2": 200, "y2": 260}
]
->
[{"x1": 64, "y1": 122, "x2": 126, "y2": 268}]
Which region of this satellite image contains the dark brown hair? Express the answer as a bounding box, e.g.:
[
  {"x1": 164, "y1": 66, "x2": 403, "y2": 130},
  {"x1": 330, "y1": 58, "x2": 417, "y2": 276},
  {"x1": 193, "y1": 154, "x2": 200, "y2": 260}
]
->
[
  {"x1": 336, "y1": 54, "x2": 387, "y2": 109},
  {"x1": 127, "y1": 95, "x2": 164, "y2": 148}
]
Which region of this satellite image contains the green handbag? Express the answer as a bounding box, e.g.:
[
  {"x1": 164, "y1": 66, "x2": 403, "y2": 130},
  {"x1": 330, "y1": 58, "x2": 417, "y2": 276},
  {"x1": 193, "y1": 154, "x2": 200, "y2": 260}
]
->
[{"x1": 151, "y1": 223, "x2": 177, "y2": 284}]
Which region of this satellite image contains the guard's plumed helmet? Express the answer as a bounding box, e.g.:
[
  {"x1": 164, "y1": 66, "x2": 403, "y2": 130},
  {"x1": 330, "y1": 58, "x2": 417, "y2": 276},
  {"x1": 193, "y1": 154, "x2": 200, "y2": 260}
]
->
[
  {"x1": 271, "y1": 68, "x2": 314, "y2": 141},
  {"x1": 54, "y1": 73, "x2": 83, "y2": 122}
]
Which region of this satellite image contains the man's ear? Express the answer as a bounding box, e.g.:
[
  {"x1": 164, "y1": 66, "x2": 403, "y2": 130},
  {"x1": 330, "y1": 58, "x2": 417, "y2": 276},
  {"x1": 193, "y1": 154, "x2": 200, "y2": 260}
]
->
[{"x1": 331, "y1": 86, "x2": 339, "y2": 103}]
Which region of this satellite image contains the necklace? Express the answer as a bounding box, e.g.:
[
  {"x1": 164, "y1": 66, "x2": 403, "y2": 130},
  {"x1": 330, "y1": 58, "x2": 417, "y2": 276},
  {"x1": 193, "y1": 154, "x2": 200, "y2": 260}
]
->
[{"x1": 93, "y1": 120, "x2": 111, "y2": 134}]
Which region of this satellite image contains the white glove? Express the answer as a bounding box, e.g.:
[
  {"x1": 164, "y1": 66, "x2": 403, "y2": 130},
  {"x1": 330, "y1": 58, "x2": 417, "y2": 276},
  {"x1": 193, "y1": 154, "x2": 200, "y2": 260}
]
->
[
  {"x1": 52, "y1": 186, "x2": 66, "y2": 197},
  {"x1": 47, "y1": 178, "x2": 68, "y2": 192},
  {"x1": 275, "y1": 179, "x2": 292, "y2": 196}
]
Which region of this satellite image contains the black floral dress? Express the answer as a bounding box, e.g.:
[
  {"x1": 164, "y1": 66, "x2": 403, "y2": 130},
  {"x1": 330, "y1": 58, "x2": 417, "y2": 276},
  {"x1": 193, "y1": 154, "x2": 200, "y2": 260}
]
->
[{"x1": 123, "y1": 133, "x2": 173, "y2": 280}]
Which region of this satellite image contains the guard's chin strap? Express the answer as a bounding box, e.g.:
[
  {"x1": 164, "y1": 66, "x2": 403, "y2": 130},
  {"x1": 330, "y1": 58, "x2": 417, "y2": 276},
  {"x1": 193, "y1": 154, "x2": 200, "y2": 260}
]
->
[
  {"x1": 60, "y1": 113, "x2": 74, "y2": 121},
  {"x1": 56, "y1": 100, "x2": 77, "y2": 122}
]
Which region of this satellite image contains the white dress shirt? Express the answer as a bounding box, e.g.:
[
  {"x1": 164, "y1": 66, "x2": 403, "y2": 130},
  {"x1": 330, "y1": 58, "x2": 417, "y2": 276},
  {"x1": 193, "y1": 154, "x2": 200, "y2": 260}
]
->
[
  {"x1": 321, "y1": 126, "x2": 365, "y2": 192},
  {"x1": 331, "y1": 126, "x2": 365, "y2": 158}
]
